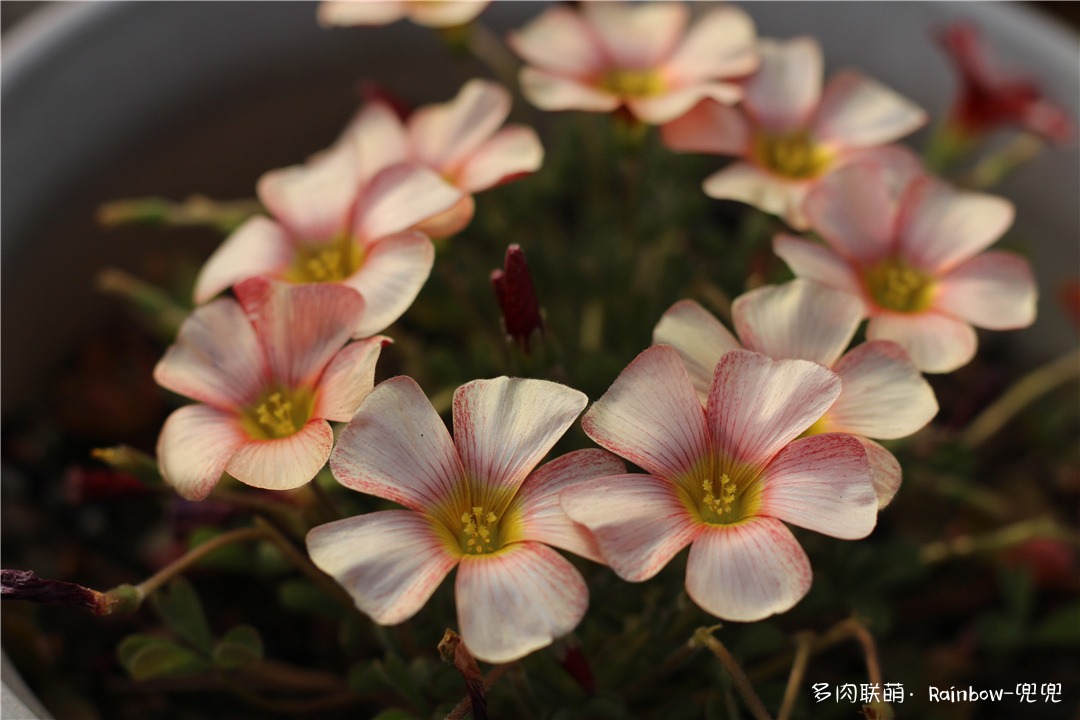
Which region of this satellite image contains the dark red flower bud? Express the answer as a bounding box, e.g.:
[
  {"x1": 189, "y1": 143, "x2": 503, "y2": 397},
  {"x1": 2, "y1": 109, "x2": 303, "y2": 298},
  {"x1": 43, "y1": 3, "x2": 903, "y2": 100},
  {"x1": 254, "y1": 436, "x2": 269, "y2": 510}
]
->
[
  {"x1": 359, "y1": 81, "x2": 413, "y2": 121},
  {"x1": 939, "y1": 21, "x2": 1073, "y2": 143},
  {"x1": 491, "y1": 244, "x2": 544, "y2": 351},
  {"x1": 556, "y1": 643, "x2": 596, "y2": 694},
  {"x1": 1, "y1": 569, "x2": 112, "y2": 615},
  {"x1": 64, "y1": 466, "x2": 149, "y2": 504}
]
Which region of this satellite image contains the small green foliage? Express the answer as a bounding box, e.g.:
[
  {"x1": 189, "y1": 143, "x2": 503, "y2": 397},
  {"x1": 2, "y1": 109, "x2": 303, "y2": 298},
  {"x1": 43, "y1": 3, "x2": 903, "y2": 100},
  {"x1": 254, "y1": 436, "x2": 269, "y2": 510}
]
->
[
  {"x1": 211, "y1": 624, "x2": 263, "y2": 669},
  {"x1": 117, "y1": 635, "x2": 211, "y2": 681},
  {"x1": 150, "y1": 577, "x2": 213, "y2": 654}
]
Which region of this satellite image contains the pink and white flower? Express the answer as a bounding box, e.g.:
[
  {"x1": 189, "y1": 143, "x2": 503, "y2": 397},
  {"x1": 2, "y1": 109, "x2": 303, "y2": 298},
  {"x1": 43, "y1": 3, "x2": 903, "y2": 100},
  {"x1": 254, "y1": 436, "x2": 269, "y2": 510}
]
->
[
  {"x1": 774, "y1": 162, "x2": 1037, "y2": 373},
  {"x1": 337, "y1": 79, "x2": 544, "y2": 237},
  {"x1": 319, "y1": 0, "x2": 488, "y2": 29},
  {"x1": 662, "y1": 36, "x2": 926, "y2": 228},
  {"x1": 193, "y1": 131, "x2": 464, "y2": 338},
  {"x1": 155, "y1": 278, "x2": 387, "y2": 501},
  {"x1": 508, "y1": 2, "x2": 758, "y2": 125},
  {"x1": 654, "y1": 279, "x2": 938, "y2": 506},
  {"x1": 307, "y1": 376, "x2": 624, "y2": 663},
  {"x1": 561, "y1": 346, "x2": 877, "y2": 621}
]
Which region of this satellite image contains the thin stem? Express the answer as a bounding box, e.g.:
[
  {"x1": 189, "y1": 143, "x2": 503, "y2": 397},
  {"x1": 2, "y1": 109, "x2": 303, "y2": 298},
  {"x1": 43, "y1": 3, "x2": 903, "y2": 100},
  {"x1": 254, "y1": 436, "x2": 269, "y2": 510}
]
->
[
  {"x1": 919, "y1": 516, "x2": 1077, "y2": 565},
  {"x1": 467, "y1": 21, "x2": 519, "y2": 89},
  {"x1": 960, "y1": 132, "x2": 1044, "y2": 189},
  {"x1": 777, "y1": 632, "x2": 815, "y2": 720},
  {"x1": 306, "y1": 479, "x2": 343, "y2": 523},
  {"x1": 691, "y1": 627, "x2": 773, "y2": 720},
  {"x1": 961, "y1": 348, "x2": 1080, "y2": 448},
  {"x1": 445, "y1": 664, "x2": 514, "y2": 720},
  {"x1": 252, "y1": 517, "x2": 357, "y2": 612},
  {"x1": 135, "y1": 527, "x2": 265, "y2": 600}
]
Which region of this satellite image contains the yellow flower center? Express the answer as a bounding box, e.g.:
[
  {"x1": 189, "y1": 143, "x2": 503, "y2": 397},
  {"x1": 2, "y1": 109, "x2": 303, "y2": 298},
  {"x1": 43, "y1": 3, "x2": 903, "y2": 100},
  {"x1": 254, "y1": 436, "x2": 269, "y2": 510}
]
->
[
  {"x1": 679, "y1": 459, "x2": 763, "y2": 525},
  {"x1": 798, "y1": 415, "x2": 830, "y2": 439},
  {"x1": 600, "y1": 68, "x2": 666, "y2": 98},
  {"x1": 241, "y1": 387, "x2": 315, "y2": 440},
  {"x1": 752, "y1": 130, "x2": 833, "y2": 180},
  {"x1": 460, "y1": 506, "x2": 501, "y2": 555},
  {"x1": 285, "y1": 236, "x2": 364, "y2": 284},
  {"x1": 864, "y1": 257, "x2": 936, "y2": 313}
]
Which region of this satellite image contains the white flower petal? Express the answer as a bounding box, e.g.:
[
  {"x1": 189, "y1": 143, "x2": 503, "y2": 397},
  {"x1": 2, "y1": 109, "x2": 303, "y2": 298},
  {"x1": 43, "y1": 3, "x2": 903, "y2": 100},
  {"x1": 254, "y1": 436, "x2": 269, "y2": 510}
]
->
[
  {"x1": 257, "y1": 140, "x2": 360, "y2": 241},
  {"x1": 507, "y1": 6, "x2": 605, "y2": 76},
  {"x1": 225, "y1": 420, "x2": 334, "y2": 490},
  {"x1": 628, "y1": 82, "x2": 743, "y2": 125},
  {"x1": 345, "y1": 230, "x2": 434, "y2": 338},
  {"x1": 666, "y1": 6, "x2": 758, "y2": 82},
  {"x1": 866, "y1": 311, "x2": 977, "y2": 374},
  {"x1": 455, "y1": 125, "x2": 544, "y2": 193},
  {"x1": 337, "y1": 101, "x2": 411, "y2": 185},
  {"x1": 407, "y1": 0, "x2": 487, "y2": 28},
  {"x1": 318, "y1": 1, "x2": 406, "y2": 27},
  {"x1": 772, "y1": 234, "x2": 868, "y2": 305},
  {"x1": 813, "y1": 71, "x2": 926, "y2": 148},
  {"x1": 157, "y1": 404, "x2": 246, "y2": 500},
  {"x1": 803, "y1": 162, "x2": 901, "y2": 266},
  {"x1": 193, "y1": 216, "x2": 294, "y2": 304},
  {"x1": 408, "y1": 79, "x2": 511, "y2": 173},
  {"x1": 353, "y1": 164, "x2": 462, "y2": 242},
  {"x1": 518, "y1": 68, "x2": 622, "y2": 113},
  {"x1": 936, "y1": 251, "x2": 1037, "y2": 330},
  {"x1": 859, "y1": 437, "x2": 902, "y2": 508},
  {"x1": 653, "y1": 299, "x2": 741, "y2": 403},
  {"x1": 583, "y1": 1, "x2": 688, "y2": 70},
  {"x1": 314, "y1": 336, "x2": 390, "y2": 422},
  {"x1": 660, "y1": 99, "x2": 750, "y2": 156},
  {"x1": 703, "y1": 163, "x2": 807, "y2": 228},
  {"x1": 744, "y1": 37, "x2": 823, "y2": 131}
]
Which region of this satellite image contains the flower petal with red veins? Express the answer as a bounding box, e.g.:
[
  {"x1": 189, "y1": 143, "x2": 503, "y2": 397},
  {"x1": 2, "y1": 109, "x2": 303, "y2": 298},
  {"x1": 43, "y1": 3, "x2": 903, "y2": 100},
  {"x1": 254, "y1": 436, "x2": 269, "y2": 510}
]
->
[
  {"x1": 456, "y1": 542, "x2": 588, "y2": 664},
  {"x1": 803, "y1": 163, "x2": 900, "y2": 266},
  {"x1": 154, "y1": 298, "x2": 265, "y2": 410},
  {"x1": 653, "y1": 300, "x2": 741, "y2": 403},
  {"x1": 629, "y1": 83, "x2": 743, "y2": 125},
  {"x1": 225, "y1": 420, "x2": 334, "y2": 491},
  {"x1": 813, "y1": 71, "x2": 926, "y2": 148},
  {"x1": 315, "y1": 336, "x2": 390, "y2": 422},
  {"x1": 257, "y1": 140, "x2": 360, "y2": 241},
  {"x1": 660, "y1": 99, "x2": 750, "y2": 156},
  {"x1": 935, "y1": 251, "x2": 1037, "y2": 330},
  {"x1": 759, "y1": 433, "x2": 877, "y2": 539},
  {"x1": 456, "y1": 125, "x2": 544, "y2": 193},
  {"x1": 192, "y1": 216, "x2": 294, "y2": 304},
  {"x1": 584, "y1": 2, "x2": 687, "y2": 70},
  {"x1": 353, "y1": 164, "x2": 462, "y2": 242},
  {"x1": 513, "y1": 449, "x2": 627, "y2": 563},
  {"x1": 666, "y1": 6, "x2": 758, "y2": 83},
  {"x1": 453, "y1": 377, "x2": 586, "y2": 510},
  {"x1": 408, "y1": 79, "x2": 511, "y2": 174},
  {"x1": 306, "y1": 510, "x2": 458, "y2": 625},
  {"x1": 345, "y1": 230, "x2": 434, "y2": 338},
  {"x1": 744, "y1": 37, "x2": 823, "y2": 131},
  {"x1": 507, "y1": 6, "x2": 605, "y2": 76},
  {"x1": 867, "y1": 312, "x2": 977, "y2": 374},
  {"x1": 560, "y1": 474, "x2": 699, "y2": 582},
  {"x1": 859, "y1": 437, "x2": 902, "y2": 508},
  {"x1": 518, "y1": 69, "x2": 622, "y2": 113},
  {"x1": 330, "y1": 376, "x2": 466, "y2": 517},
  {"x1": 235, "y1": 278, "x2": 365, "y2": 389},
  {"x1": 703, "y1": 164, "x2": 805, "y2": 227},
  {"x1": 157, "y1": 404, "x2": 247, "y2": 500},
  {"x1": 898, "y1": 178, "x2": 1015, "y2": 273},
  {"x1": 338, "y1": 101, "x2": 411, "y2": 185},
  {"x1": 707, "y1": 350, "x2": 841, "y2": 467},
  {"x1": 829, "y1": 341, "x2": 938, "y2": 439},
  {"x1": 582, "y1": 345, "x2": 709, "y2": 480},
  {"x1": 685, "y1": 517, "x2": 812, "y2": 621},
  {"x1": 773, "y1": 234, "x2": 868, "y2": 305},
  {"x1": 733, "y1": 280, "x2": 863, "y2": 367}
]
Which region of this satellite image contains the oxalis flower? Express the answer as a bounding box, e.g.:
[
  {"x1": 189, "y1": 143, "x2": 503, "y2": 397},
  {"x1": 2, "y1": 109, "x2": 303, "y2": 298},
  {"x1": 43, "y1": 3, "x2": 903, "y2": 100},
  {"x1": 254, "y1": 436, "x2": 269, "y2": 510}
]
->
[
  {"x1": 155, "y1": 278, "x2": 387, "y2": 500},
  {"x1": 339, "y1": 79, "x2": 544, "y2": 238},
  {"x1": 654, "y1": 279, "x2": 938, "y2": 507},
  {"x1": 662, "y1": 36, "x2": 926, "y2": 229},
  {"x1": 307, "y1": 376, "x2": 625, "y2": 663},
  {"x1": 774, "y1": 161, "x2": 1037, "y2": 373},
  {"x1": 193, "y1": 128, "x2": 464, "y2": 338},
  {"x1": 508, "y1": 1, "x2": 758, "y2": 125},
  {"x1": 319, "y1": 0, "x2": 488, "y2": 29},
  {"x1": 561, "y1": 346, "x2": 878, "y2": 621}
]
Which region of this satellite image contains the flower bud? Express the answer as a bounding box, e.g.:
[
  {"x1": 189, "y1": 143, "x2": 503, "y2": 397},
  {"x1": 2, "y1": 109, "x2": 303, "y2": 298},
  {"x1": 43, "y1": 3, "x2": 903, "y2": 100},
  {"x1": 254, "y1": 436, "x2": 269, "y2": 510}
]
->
[{"x1": 491, "y1": 244, "x2": 544, "y2": 352}]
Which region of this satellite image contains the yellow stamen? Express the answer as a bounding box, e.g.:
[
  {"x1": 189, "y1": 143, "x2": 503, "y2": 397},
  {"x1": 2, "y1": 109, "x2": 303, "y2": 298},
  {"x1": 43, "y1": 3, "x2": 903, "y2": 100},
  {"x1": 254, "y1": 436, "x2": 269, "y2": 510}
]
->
[
  {"x1": 460, "y1": 506, "x2": 500, "y2": 554},
  {"x1": 241, "y1": 387, "x2": 315, "y2": 440},
  {"x1": 600, "y1": 68, "x2": 666, "y2": 98},
  {"x1": 864, "y1": 257, "x2": 936, "y2": 313},
  {"x1": 752, "y1": 130, "x2": 833, "y2": 180},
  {"x1": 702, "y1": 474, "x2": 738, "y2": 518},
  {"x1": 285, "y1": 235, "x2": 364, "y2": 284}
]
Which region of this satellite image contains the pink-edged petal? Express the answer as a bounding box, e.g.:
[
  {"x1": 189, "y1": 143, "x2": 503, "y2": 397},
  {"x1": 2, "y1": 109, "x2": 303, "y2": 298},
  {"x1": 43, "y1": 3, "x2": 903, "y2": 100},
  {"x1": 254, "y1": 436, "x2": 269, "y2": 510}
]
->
[
  {"x1": 773, "y1": 234, "x2": 867, "y2": 305},
  {"x1": 234, "y1": 278, "x2": 364, "y2": 389},
  {"x1": 703, "y1": 164, "x2": 806, "y2": 228},
  {"x1": 353, "y1": 163, "x2": 462, "y2": 242},
  {"x1": 318, "y1": 1, "x2": 406, "y2": 27},
  {"x1": 513, "y1": 449, "x2": 627, "y2": 563},
  {"x1": 803, "y1": 162, "x2": 900, "y2": 265},
  {"x1": 935, "y1": 251, "x2": 1037, "y2": 330},
  {"x1": 652, "y1": 299, "x2": 741, "y2": 403},
  {"x1": 225, "y1": 420, "x2": 333, "y2": 490},
  {"x1": 898, "y1": 178, "x2": 1015, "y2": 273},
  {"x1": 408, "y1": 80, "x2": 511, "y2": 173},
  {"x1": 518, "y1": 68, "x2": 622, "y2": 113},
  {"x1": 813, "y1": 71, "x2": 926, "y2": 148},
  {"x1": 314, "y1": 336, "x2": 390, "y2": 422},
  {"x1": 507, "y1": 6, "x2": 605, "y2": 76},
  {"x1": 859, "y1": 437, "x2": 902, "y2": 508},
  {"x1": 733, "y1": 279, "x2": 863, "y2": 367},
  {"x1": 329, "y1": 376, "x2": 467, "y2": 517},
  {"x1": 157, "y1": 404, "x2": 246, "y2": 500},
  {"x1": 628, "y1": 82, "x2": 743, "y2": 125},
  {"x1": 410, "y1": 195, "x2": 475, "y2": 239},
  {"x1": 154, "y1": 297, "x2": 265, "y2": 410},
  {"x1": 338, "y1": 101, "x2": 411, "y2": 185},
  {"x1": 560, "y1": 474, "x2": 699, "y2": 581},
  {"x1": 836, "y1": 143, "x2": 926, "y2": 197},
  {"x1": 456, "y1": 542, "x2": 587, "y2": 664},
  {"x1": 257, "y1": 140, "x2": 360, "y2": 241},
  {"x1": 407, "y1": 0, "x2": 487, "y2": 27},
  {"x1": 583, "y1": 1, "x2": 687, "y2": 69},
  {"x1": 660, "y1": 98, "x2": 750, "y2": 156},
  {"x1": 306, "y1": 510, "x2": 458, "y2": 625},
  {"x1": 666, "y1": 6, "x2": 758, "y2": 82},
  {"x1": 759, "y1": 433, "x2": 877, "y2": 539},
  {"x1": 344, "y1": 230, "x2": 434, "y2": 337},
  {"x1": 453, "y1": 377, "x2": 587, "y2": 510},
  {"x1": 744, "y1": 37, "x2": 823, "y2": 131},
  {"x1": 455, "y1": 125, "x2": 543, "y2": 193},
  {"x1": 707, "y1": 349, "x2": 841, "y2": 467},
  {"x1": 866, "y1": 312, "x2": 977, "y2": 374},
  {"x1": 685, "y1": 517, "x2": 811, "y2": 621},
  {"x1": 193, "y1": 216, "x2": 294, "y2": 304},
  {"x1": 828, "y1": 340, "x2": 937, "y2": 439},
  {"x1": 582, "y1": 345, "x2": 709, "y2": 479}
]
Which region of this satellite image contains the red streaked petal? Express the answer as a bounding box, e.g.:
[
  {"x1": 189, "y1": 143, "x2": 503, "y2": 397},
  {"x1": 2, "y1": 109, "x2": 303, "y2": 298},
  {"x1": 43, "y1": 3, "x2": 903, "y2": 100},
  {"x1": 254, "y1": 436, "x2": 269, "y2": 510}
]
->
[
  {"x1": 225, "y1": 420, "x2": 333, "y2": 491},
  {"x1": 344, "y1": 230, "x2": 434, "y2": 338},
  {"x1": 193, "y1": 216, "x2": 293, "y2": 304},
  {"x1": 315, "y1": 336, "x2": 390, "y2": 422},
  {"x1": 866, "y1": 311, "x2": 977, "y2": 374},
  {"x1": 157, "y1": 404, "x2": 246, "y2": 500},
  {"x1": 936, "y1": 251, "x2": 1037, "y2": 330},
  {"x1": 653, "y1": 299, "x2": 741, "y2": 404}
]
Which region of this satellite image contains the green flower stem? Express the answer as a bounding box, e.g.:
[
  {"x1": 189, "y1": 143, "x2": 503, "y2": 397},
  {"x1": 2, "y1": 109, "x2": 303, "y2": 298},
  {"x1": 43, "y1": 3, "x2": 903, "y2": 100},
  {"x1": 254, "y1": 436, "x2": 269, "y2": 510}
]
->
[
  {"x1": 465, "y1": 21, "x2": 520, "y2": 90},
  {"x1": 97, "y1": 195, "x2": 262, "y2": 234},
  {"x1": 776, "y1": 631, "x2": 815, "y2": 720},
  {"x1": 960, "y1": 132, "x2": 1044, "y2": 190},
  {"x1": 96, "y1": 267, "x2": 190, "y2": 341},
  {"x1": 251, "y1": 517, "x2": 357, "y2": 613},
  {"x1": 691, "y1": 626, "x2": 773, "y2": 720},
  {"x1": 129, "y1": 527, "x2": 266, "y2": 603},
  {"x1": 961, "y1": 348, "x2": 1080, "y2": 448},
  {"x1": 919, "y1": 516, "x2": 1078, "y2": 565}
]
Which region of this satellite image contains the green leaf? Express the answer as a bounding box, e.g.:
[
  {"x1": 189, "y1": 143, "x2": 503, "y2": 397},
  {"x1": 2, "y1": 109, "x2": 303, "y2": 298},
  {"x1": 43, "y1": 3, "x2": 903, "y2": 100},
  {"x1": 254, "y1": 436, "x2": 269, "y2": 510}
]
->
[
  {"x1": 370, "y1": 710, "x2": 416, "y2": 720},
  {"x1": 211, "y1": 624, "x2": 264, "y2": 670},
  {"x1": 1033, "y1": 603, "x2": 1080, "y2": 646},
  {"x1": 150, "y1": 577, "x2": 213, "y2": 653},
  {"x1": 117, "y1": 634, "x2": 211, "y2": 680}
]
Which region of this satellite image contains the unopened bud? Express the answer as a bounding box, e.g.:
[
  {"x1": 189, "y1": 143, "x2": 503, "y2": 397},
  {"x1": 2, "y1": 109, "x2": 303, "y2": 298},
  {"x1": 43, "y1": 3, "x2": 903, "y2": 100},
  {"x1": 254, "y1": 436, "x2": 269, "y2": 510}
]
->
[
  {"x1": 491, "y1": 244, "x2": 544, "y2": 352},
  {"x1": 91, "y1": 445, "x2": 162, "y2": 486},
  {"x1": 1, "y1": 569, "x2": 114, "y2": 615}
]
